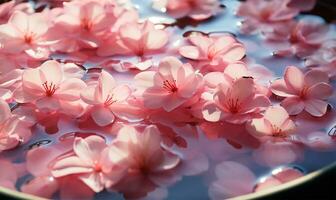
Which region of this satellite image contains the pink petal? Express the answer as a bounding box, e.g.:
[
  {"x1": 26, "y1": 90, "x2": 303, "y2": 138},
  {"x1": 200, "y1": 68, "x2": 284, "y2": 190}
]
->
[
  {"x1": 21, "y1": 176, "x2": 59, "y2": 198},
  {"x1": 158, "y1": 57, "x2": 183, "y2": 79},
  {"x1": 78, "y1": 172, "x2": 104, "y2": 193},
  {"x1": 144, "y1": 29, "x2": 168, "y2": 51},
  {"x1": 284, "y1": 66, "x2": 304, "y2": 93},
  {"x1": 80, "y1": 85, "x2": 100, "y2": 105},
  {"x1": 204, "y1": 72, "x2": 227, "y2": 88},
  {"x1": 134, "y1": 71, "x2": 156, "y2": 89},
  {"x1": 0, "y1": 99, "x2": 11, "y2": 123},
  {"x1": 306, "y1": 83, "x2": 333, "y2": 100},
  {"x1": 28, "y1": 13, "x2": 48, "y2": 35},
  {"x1": 74, "y1": 135, "x2": 107, "y2": 164},
  {"x1": 52, "y1": 156, "x2": 92, "y2": 177},
  {"x1": 152, "y1": 151, "x2": 180, "y2": 172},
  {"x1": 202, "y1": 102, "x2": 223, "y2": 122},
  {"x1": 209, "y1": 161, "x2": 255, "y2": 199},
  {"x1": 221, "y1": 43, "x2": 246, "y2": 62},
  {"x1": 264, "y1": 106, "x2": 291, "y2": 127},
  {"x1": 143, "y1": 87, "x2": 170, "y2": 109},
  {"x1": 179, "y1": 46, "x2": 201, "y2": 60},
  {"x1": 39, "y1": 60, "x2": 63, "y2": 86},
  {"x1": 246, "y1": 118, "x2": 272, "y2": 137},
  {"x1": 111, "y1": 85, "x2": 131, "y2": 102},
  {"x1": 9, "y1": 11, "x2": 28, "y2": 32},
  {"x1": 98, "y1": 71, "x2": 117, "y2": 102},
  {"x1": 162, "y1": 93, "x2": 186, "y2": 112},
  {"x1": 91, "y1": 106, "x2": 115, "y2": 126},
  {"x1": 36, "y1": 97, "x2": 61, "y2": 111},
  {"x1": 304, "y1": 69, "x2": 329, "y2": 88},
  {"x1": 231, "y1": 77, "x2": 255, "y2": 102},
  {"x1": 287, "y1": 0, "x2": 316, "y2": 11},
  {"x1": 224, "y1": 62, "x2": 248, "y2": 79},
  {"x1": 55, "y1": 78, "x2": 86, "y2": 101},
  {"x1": 281, "y1": 97, "x2": 305, "y2": 115},
  {"x1": 22, "y1": 68, "x2": 44, "y2": 94},
  {"x1": 271, "y1": 79, "x2": 295, "y2": 97},
  {"x1": 178, "y1": 73, "x2": 202, "y2": 98},
  {"x1": 304, "y1": 99, "x2": 328, "y2": 117}
]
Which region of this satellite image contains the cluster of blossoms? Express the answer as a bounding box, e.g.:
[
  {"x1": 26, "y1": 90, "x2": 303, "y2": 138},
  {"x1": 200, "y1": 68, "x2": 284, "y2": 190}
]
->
[
  {"x1": 0, "y1": 0, "x2": 335, "y2": 199},
  {"x1": 237, "y1": 0, "x2": 336, "y2": 69}
]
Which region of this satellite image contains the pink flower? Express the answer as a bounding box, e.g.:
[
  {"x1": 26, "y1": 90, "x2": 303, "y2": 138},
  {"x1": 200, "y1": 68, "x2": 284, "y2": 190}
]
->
[
  {"x1": 271, "y1": 66, "x2": 333, "y2": 117},
  {"x1": 13, "y1": 60, "x2": 87, "y2": 111},
  {"x1": 97, "y1": 20, "x2": 168, "y2": 57},
  {"x1": 152, "y1": 0, "x2": 222, "y2": 20},
  {"x1": 179, "y1": 33, "x2": 246, "y2": 71},
  {"x1": 272, "y1": 17, "x2": 330, "y2": 57},
  {"x1": 80, "y1": 71, "x2": 131, "y2": 126},
  {"x1": 134, "y1": 57, "x2": 203, "y2": 112},
  {"x1": 305, "y1": 40, "x2": 336, "y2": 77},
  {"x1": 52, "y1": 135, "x2": 126, "y2": 192},
  {"x1": 0, "y1": 11, "x2": 51, "y2": 59},
  {"x1": 0, "y1": 69, "x2": 22, "y2": 101},
  {"x1": 237, "y1": 0, "x2": 316, "y2": 35},
  {"x1": 204, "y1": 62, "x2": 272, "y2": 96},
  {"x1": 0, "y1": 99, "x2": 32, "y2": 151},
  {"x1": 202, "y1": 77, "x2": 270, "y2": 124},
  {"x1": 52, "y1": 0, "x2": 111, "y2": 51},
  {"x1": 246, "y1": 106, "x2": 296, "y2": 139},
  {"x1": 22, "y1": 137, "x2": 95, "y2": 199},
  {"x1": 110, "y1": 125, "x2": 181, "y2": 199}
]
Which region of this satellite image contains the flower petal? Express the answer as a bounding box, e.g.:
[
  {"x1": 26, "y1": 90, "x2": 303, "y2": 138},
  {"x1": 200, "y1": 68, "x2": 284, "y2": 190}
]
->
[{"x1": 91, "y1": 106, "x2": 115, "y2": 126}]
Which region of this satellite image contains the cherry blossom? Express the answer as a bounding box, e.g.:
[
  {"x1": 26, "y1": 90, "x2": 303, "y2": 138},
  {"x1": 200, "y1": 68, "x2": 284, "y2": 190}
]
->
[
  {"x1": 305, "y1": 40, "x2": 336, "y2": 78},
  {"x1": 21, "y1": 137, "x2": 95, "y2": 199},
  {"x1": 135, "y1": 57, "x2": 203, "y2": 112},
  {"x1": 203, "y1": 62, "x2": 272, "y2": 96},
  {"x1": 52, "y1": 135, "x2": 127, "y2": 192},
  {"x1": 272, "y1": 17, "x2": 330, "y2": 57},
  {"x1": 152, "y1": 0, "x2": 222, "y2": 20},
  {"x1": 0, "y1": 11, "x2": 51, "y2": 59},
  {"x1": 0, "y1": 69, "x2": 22, "y2": 101},
  {"x1": 0, "y1": 99, "x2": 32, "y2": 151},
  {"x1": 80, "y1": 71, "x2": 131, "y2": 126},
  {"x1": 52, "y1": 0, "x2": 111, "y2": 52},
  {"x1": 97, "y1": 20, "x2": 168, "y2": 57},
  {"x1": 13, "y1": 60, "x2": 87, "y2": 111},
  {"x1": 236, "y1": 0, "x2": 316, "y2": 35},
  {"x1": 109, "y1": 125, "x2": 181, "y2": 198},
  {"x1": 246, "y1": 106, "x2": 296, "y2": 139},
  {"x1": 179, "y1": 33, "x2": 245, "y2": 71},
  {"x1": 202, "y1": 77, "x2": 270, "y2": 124},
  {"x1": 271, "y1": 66, "x2": 333, "y2": 117}
]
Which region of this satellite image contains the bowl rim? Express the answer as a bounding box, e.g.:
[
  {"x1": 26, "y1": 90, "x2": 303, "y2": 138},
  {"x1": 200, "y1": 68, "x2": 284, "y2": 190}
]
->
[{"x1": 0, "y1": 161, "x2": 334, "y2": 200}]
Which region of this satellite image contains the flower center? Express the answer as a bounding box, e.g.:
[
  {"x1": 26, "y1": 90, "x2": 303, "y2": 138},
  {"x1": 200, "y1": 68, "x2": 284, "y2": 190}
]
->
[
  {"x1": 24, "y1": 32, "x2": 35, "y2": 44},
  {"x1": 225, "y1": 98, "x2": 240, "y2": 113},
  {"x1": 271, "y1": 125, "x2": 286, "y2": 138},
  {"x1": 299, "y1": 86, "x2": 309, "y2": 99},
  {"x1": 93, "y1": 161, "x2": 102, "y2": 172},
  {"x1": 163, "y1": 80, "x2": 178, "y2": 93},
  {"x1": 81, "y1": 18, "x2": 93, "y2": 31},
  {"x1": 42, "y1": 81, "x2": 57, "y2": 97},
  {"x1": 104, "y1": 94, "x2": 117, "y2": 106}
]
